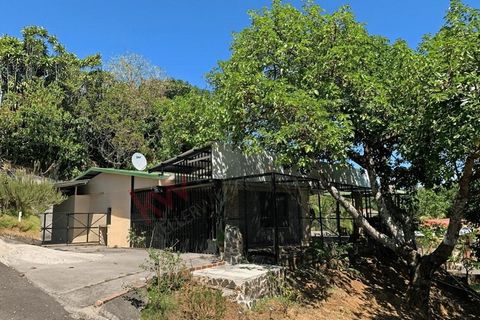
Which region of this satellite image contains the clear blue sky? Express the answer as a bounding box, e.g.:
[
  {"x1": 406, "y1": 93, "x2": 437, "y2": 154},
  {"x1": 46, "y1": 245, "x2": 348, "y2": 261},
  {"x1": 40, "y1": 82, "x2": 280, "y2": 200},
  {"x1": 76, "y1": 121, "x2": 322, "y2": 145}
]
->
[{"x1": 1, "y1": 0, "x2": 478, "y2": 88}]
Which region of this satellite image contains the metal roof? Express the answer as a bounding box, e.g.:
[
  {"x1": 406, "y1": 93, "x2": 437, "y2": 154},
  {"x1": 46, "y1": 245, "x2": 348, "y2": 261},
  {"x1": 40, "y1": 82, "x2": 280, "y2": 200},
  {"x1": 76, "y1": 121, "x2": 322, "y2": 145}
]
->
[
  {"x1": 148, "y1": 146, "x2": 211, "y2": 174},
  {"x1": 75, "y1": 167, "x2": 168, "y2": 181},
  {"x1": 54, "y1": 179, "x2": 90, "y2": 189}
]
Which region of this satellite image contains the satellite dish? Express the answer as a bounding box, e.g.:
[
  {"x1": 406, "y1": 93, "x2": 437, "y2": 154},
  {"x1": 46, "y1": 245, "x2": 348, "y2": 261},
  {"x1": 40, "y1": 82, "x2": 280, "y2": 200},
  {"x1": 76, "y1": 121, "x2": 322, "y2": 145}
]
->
[{"x1": 132, "y1": 153, "x2": 147, "y2": 171}]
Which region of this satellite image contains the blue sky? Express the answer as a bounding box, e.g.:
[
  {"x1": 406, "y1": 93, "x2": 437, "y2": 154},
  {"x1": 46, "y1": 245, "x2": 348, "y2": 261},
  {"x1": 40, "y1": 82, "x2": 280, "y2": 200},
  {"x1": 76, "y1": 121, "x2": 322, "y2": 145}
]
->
[{"x1": 1, "y1": 0, "x2": 478, "y2": 88}]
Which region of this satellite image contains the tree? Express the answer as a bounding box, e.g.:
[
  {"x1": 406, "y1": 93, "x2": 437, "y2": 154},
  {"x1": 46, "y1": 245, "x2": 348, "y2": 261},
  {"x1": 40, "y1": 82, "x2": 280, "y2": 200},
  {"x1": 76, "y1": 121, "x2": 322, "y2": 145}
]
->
[
  {"x1": 0, "y1": 26, "x2": 100, "y2": 178},
  {"x1": 83, "y1": 54, "x2": 196, "y2": 168},
  {"x1": 106, "y1": 53, "x2": 164, "y2": 85},
  {"x1": 209, "y1": 0, "x2": 480, "y2": 315},
  {"x1": 158, "y1": 89, "x2": 225, "y2": 159},
  {"x1": 415, "y1": 187, "x2": 457, "y2": 219}
]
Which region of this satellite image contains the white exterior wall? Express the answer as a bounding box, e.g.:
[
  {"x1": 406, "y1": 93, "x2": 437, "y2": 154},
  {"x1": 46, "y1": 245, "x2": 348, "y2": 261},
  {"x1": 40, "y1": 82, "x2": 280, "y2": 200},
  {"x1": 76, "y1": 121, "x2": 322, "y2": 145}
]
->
[{"x1": 211, "y1": 142, "x2": 370, "y2": 188}]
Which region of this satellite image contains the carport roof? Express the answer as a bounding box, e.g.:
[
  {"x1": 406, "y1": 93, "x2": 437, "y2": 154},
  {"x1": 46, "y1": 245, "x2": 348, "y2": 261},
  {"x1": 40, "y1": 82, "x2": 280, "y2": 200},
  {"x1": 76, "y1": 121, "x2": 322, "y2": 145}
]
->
[
  {"x1": 55, "y1": 167, "x2": 168, "y2": 189},
  {"x1": 74, "y1": 167, "x2": 168, "y2": 181}
]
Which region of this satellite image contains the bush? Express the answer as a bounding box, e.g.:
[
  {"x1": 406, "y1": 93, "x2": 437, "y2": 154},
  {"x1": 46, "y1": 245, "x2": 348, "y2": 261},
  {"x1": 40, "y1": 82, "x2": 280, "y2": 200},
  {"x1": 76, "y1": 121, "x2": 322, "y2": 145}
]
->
[
  {"x1": 140, "y1": 248, "x2": 189, "y2": 319},
  {"x1": 0, "y1": 214, "x2": 40, "y2": 233},
  {"x1": 0, "y1": 171, "x2": 64, "y2": 216},
  {"x1": 143, "y1": 248, "x2": 189, "y2": 294},
  {"x1": 180, "y1": 284, "x2": 226, "y2": 320},
  {"x1": 141, "y1": 290, "x2": 177, "y2": 320},
  {"x1": 0, "y1": 214, "x2": 17, "y2": 229}
]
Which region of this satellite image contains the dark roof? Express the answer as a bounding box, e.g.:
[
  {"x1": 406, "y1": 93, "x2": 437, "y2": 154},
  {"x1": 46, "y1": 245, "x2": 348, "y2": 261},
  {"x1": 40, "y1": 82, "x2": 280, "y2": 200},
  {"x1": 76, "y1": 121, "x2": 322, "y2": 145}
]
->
[{"x1": 149, "y1": 146, "x2": 211, "y2": 174}]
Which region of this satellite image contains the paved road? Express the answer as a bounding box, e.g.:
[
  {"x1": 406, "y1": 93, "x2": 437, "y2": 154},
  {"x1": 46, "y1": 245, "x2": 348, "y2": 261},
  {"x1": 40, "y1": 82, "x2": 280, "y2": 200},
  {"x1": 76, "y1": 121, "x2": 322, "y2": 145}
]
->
[
  {"x1": 1, "y1": 239, "x2": 218, "y2": 319},
  {"x1": 0, "y1": 263, "x2": 73, "y2": 320}
]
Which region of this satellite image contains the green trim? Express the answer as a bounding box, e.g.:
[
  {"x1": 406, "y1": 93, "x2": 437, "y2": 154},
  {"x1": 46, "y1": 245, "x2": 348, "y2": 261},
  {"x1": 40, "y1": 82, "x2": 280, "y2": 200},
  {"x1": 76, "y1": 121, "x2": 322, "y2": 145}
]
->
[{"x1": 74, "y1": 167, "x2": 168, "y2": 181}]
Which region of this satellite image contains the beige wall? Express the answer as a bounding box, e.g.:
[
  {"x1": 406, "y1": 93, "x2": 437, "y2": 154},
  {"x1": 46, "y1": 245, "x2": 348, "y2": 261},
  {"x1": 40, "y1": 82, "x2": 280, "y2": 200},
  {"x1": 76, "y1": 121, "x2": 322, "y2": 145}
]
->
[
  {"x1": 82, "y1": 173, "x2": 161, "y2": 247},
  {"x1": 53, "y1": 173, "x2": 163, "y2": 247}
]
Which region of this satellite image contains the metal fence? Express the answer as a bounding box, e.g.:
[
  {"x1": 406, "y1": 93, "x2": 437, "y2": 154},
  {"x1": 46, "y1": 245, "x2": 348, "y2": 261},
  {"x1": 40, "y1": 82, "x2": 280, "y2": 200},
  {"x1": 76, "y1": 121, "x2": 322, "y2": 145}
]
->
[
  {"x1": 41, "y1": 212, "x2": 107, "y2": 245},
  {"x1": 131, "y1": 183, "x2": 216, "y2": 252}
]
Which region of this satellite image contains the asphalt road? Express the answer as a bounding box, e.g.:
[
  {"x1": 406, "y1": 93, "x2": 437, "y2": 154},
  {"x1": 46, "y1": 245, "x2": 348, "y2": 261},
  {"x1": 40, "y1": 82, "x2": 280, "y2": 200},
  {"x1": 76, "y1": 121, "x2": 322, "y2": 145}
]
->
[{"x1": 0, "y1": 263, "x2": 73, "y2": 320}]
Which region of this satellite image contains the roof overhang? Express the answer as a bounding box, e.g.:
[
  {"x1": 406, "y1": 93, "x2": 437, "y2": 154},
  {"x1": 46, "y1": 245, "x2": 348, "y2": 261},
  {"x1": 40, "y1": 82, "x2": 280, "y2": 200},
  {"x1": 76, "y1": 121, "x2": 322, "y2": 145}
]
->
[
  {"x1": 55, "y1": 179, "x2": 90, "y2": 189},
  {"x1": 148, "y1": 146, "x2": 211, "y2": 174}
]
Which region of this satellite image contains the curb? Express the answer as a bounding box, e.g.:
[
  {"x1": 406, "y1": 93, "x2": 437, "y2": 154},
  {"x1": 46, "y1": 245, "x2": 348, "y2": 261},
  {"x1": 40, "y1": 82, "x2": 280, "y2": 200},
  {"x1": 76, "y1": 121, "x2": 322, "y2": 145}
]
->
[{"x1": 94, "y1": 260, "x2": 226, "y2": 307}]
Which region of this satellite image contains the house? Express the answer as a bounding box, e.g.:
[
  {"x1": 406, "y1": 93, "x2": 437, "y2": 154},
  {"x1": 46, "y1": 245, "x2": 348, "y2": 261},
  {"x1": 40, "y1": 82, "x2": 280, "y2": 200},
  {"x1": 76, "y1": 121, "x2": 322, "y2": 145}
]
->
[
  {"x1": 45, "y1": 143, "x2": 372, "y2": 263},
  {"x1": 43, "y1": 167, "x2": 170, "y2": 247},
  {"x1": 130, "y1": 143, "x2": 372, "y2": 263}
]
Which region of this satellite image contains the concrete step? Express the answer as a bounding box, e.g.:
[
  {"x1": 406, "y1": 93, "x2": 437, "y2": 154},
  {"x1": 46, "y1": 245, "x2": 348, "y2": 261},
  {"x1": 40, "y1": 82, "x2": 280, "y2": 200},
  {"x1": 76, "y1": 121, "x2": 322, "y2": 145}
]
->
[{"x1": 192, "y1": 263, "x2": 283, "y2": 308}]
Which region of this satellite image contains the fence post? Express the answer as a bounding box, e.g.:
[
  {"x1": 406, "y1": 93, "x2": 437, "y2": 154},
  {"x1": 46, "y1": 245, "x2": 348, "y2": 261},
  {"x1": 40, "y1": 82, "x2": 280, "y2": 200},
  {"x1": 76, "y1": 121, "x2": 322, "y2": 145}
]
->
[
  {"x1": 243, "y1": 177, "x2": 249, "y2": 255},
  {"x1": 66, "y1": 213, "x2": 70, "y2": 244},
  {"x1": 86, "y1": 213, "x2": 90, "y2": 243},
  {"x1": 316, "y1": 182, "x2": 324, "y2": 245},
  {"x1": 336, "y1": 201, "x2": 341, "y2": 243},
  {"x1": 42, "y1": 212, "x2": 47, "y2": 243},
  {"x1": 271, "y1": 173, "x2": 279, "y2": 264}
]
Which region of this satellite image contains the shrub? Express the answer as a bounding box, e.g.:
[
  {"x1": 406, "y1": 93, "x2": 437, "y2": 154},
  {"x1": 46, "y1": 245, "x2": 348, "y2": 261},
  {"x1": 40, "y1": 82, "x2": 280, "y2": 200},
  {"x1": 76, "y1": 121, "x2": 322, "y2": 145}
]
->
[
  {"x1": 128, "y1": 229, "x2": 147, "y2": 248},
  {"x1": 140, "y1": 248, "x2": 189, "y2": 319},
  {"x1": 141, "y1": 290, "x2": 177, "y2": 319},
  {"x1": 0, "y1": 171, "x2": 64, "y2": 216},
  {"x1": 0, "y1": 214, "x2": 17, "y2": 229},
  {"x1": 0, "y1": 214, "x2": 40, "y2": 233},
  {"x1": 180, "y1": 284, "x2": 226, "y2": 320},
  {"x1": 143, "y1": 248, "x2": 189, "y2": 294}
]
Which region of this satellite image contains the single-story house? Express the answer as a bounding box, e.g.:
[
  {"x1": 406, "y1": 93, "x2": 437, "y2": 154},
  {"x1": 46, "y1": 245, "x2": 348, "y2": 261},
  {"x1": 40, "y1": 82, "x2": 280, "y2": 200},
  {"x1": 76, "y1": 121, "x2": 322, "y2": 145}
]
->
[
  {"x1": 44, "y1": 143, "x2": 373, "y2": 264},
  {"x1": 130, "y1": 143, "x2": 372, "y2": 263},
  {"x1": 43, "y1": 167, "x2": 170, "y2": 247}
]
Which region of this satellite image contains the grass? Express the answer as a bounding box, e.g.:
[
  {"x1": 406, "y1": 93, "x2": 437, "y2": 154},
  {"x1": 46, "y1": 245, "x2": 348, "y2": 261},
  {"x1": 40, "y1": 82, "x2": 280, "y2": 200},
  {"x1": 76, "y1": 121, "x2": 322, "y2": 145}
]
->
[{"x1": 0, "y1": 214, "x2": 40, "y2": 233}]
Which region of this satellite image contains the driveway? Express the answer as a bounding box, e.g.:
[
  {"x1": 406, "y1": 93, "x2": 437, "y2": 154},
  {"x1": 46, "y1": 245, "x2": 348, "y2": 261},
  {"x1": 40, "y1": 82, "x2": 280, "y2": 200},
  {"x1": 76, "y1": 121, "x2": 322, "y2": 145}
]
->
[{"x1": 0, "y1": 237, "x2": 218, "y2": 319}]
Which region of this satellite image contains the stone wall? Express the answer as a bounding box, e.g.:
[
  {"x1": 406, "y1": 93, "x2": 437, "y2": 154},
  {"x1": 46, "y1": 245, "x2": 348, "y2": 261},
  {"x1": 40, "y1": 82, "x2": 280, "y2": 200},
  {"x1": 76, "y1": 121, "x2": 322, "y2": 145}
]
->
[{"x1": 223, "y1": 224, "x2": 243, "y2": 264}]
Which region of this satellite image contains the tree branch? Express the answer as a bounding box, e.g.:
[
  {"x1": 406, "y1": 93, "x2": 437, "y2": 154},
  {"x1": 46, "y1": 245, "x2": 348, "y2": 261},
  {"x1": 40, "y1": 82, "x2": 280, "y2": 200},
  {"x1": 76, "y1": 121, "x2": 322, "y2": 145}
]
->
[{"x1": 428, "y1": 152, "x2": 477, "y2": 266}]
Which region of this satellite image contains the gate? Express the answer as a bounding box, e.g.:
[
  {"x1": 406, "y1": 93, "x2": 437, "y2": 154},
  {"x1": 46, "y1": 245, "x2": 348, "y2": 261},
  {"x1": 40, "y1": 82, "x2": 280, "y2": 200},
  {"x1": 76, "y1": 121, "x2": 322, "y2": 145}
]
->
[
  {"x1": 131, "y1": 184, "x2": 216, "y2": 252},
  {"x1": 41, "y1": 212, "x2": 108, "y2": 245}
]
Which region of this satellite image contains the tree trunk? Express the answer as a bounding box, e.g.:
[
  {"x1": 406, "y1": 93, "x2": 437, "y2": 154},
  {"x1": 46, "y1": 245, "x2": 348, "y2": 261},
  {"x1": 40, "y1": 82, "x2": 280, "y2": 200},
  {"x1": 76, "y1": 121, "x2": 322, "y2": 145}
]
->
[{"x1": 407, "y1": 256, "x2": 436, "y2": 319}]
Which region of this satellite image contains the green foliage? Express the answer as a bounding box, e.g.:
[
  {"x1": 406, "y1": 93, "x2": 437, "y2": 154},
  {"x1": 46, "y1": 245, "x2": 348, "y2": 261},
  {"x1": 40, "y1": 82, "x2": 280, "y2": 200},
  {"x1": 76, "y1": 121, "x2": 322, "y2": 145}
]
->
[
  {"x1": 0, "y1": 214, "x2": 40, "y2": 232},
  {"x1": 0, "y1": 171, "x2": 64, "y2": 215},
  {"x1": 0, "y1": 27, "x2": 197, "y2": 179},
  {"x1": 404, "y1": 0, "x2": 480, "y2": 184},
  {"x1": 158, "y1": 90, "x2": 225, "y2": 159},
  {"x1": 140, "y1": 248, "x2": 190, "y2": 319},
  {"x1": 143, "y1": 248, "x2": 189, "y2": 294},
  {"x1": 210, "y1": 2, "x2": 363, "y2": 167},
  {"x1": 128, "y1": 229, "x2": 147, "y2": 248},
  {"x1": 415, "y1": 187, "x2": 457, "y2": 219},
  {"x1": 141, "y1": 289, "x2": 177, "y2": 319},
  {"x1": 417, "y1": 225, "x2": 448, "y2": 254},
  {"x1": 313, "y1": 242, "x2": 352, "y2": 270}
]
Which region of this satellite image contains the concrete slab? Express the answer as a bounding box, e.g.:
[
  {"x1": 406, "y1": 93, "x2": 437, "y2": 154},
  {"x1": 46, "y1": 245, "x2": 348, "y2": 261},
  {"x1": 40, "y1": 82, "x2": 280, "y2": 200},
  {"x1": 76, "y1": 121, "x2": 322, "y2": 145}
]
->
[
  {"x1": 193, "y1": 263, "x2": 281, "y2": 285},
  {"x1": 192, "y1": 263, "x2": 283, "y2": 308},
  {"x1": 0, "y1": 237, "x2": 217, "y2": 319}
]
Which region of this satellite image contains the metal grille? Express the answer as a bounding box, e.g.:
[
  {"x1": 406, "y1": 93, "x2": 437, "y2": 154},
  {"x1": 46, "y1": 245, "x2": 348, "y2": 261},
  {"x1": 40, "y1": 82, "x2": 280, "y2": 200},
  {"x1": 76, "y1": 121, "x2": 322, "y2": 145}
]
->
[{"x1": 131, "y1": 184, "x2": 216, "y2": 252}]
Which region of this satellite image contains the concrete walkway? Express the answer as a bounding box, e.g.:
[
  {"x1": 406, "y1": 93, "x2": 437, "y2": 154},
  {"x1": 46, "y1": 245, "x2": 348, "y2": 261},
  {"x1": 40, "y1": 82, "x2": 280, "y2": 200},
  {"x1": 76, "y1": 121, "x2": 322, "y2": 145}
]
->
[{"x1": 0, "y1": 237, "x2": 217, "y2": 319}]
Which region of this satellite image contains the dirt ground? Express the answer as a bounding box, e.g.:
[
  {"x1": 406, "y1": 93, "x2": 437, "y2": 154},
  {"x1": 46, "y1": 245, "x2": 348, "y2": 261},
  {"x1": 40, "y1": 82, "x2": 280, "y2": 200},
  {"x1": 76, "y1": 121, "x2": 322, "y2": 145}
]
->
[{"x1": 223, "y1": 253, "x2": 480, "y2": 320}]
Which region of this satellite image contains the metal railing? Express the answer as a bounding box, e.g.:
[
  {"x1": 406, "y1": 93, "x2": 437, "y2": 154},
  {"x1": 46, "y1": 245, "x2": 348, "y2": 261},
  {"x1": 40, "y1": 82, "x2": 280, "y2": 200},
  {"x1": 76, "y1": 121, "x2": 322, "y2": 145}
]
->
[{"x1": 41, "y1": 212, "x2": 107, "y2": 245}]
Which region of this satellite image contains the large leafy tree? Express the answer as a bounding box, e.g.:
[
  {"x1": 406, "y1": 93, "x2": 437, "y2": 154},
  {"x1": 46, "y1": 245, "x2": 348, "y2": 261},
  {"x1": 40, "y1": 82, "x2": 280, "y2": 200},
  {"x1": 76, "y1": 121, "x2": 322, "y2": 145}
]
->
[
  {"x1": 0, "y1": 27, "x2": 100, "y2": 178},
  {"x1": 0, "y1": 30, "x2": 196, "y2": 176},
  {"x1": 82, "y1": 55, "x2": 196, "y2": 168},
  {"x1": 210, "y1": 0, "x2": 480, "y2": 315}
]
